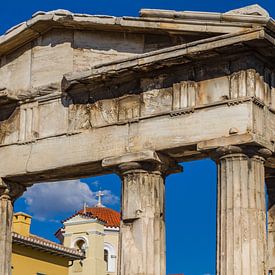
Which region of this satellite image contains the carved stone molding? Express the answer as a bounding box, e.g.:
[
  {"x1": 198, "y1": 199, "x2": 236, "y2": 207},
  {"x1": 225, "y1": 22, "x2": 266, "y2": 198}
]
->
[{"x1": 19, "y1": 102, "x2": 39, "y2": 142}]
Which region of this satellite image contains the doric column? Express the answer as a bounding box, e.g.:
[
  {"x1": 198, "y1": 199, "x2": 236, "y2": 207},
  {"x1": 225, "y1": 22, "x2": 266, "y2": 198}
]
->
[
  {"x1": 102, "y1": 151, "x2": 182, "y2": 275},
  {"x1": 0, "y1": 180, "x2": 25, "y2": 275},
  {"x1": 215, "y1": 146, "x2": 271, "y2": 275},
  {"x1": 267, "y1": 204, "x2": 275, "y2": 274},
  {"x1": 266, "y1": 172, "x2": 275, "y2": 274}
]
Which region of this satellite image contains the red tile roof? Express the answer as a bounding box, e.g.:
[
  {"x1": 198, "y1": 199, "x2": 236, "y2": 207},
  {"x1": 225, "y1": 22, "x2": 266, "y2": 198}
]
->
[
  {"x1": 78, "y1": 207, "x2": 120, "y2": 228},
  {"x1": 12, "y1": 232, "x2": 84, "y2": 260}
]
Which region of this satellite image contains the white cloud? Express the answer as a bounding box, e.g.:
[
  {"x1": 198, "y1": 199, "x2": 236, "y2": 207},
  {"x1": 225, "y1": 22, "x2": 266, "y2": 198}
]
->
[
  {"x1": 102, "y1": 189, "x2": 120, "y2": 205},
  {"x1": 22, "y1": 180, "x2": 119, "y2": 221},
  {"x1": 89, "y1": 180, "x2": 100, "y2": 187}
]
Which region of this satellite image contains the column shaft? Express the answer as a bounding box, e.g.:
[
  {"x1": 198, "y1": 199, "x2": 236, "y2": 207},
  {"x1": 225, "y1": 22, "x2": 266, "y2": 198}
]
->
[
  {"x1": 216, "y1": 152, "x2": 267, "y2": 275},
  {"x1": 119, "y1": 169, "x2": 165, "y2": 275},
  {"x1": 268, "y1": 204, "x2": 275, "y2": 274},
  {"x1": 0, "y1": 181, "x2": 25, "y2": 275},
  {"x1": 266, "y1": 174, "x2": 275, "y2": 274},
  {"x1": 0, "y1": 192, "x2": 13, "y2": 275}
]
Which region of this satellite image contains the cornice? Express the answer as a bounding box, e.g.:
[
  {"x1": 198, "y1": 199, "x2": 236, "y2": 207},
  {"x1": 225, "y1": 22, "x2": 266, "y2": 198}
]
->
[
  {"x1": 0, "y1": 6, "x2": 274, "y2": 57},
  {"x1": 62, "y1": 28, "x2": 273, "y2": 94}
]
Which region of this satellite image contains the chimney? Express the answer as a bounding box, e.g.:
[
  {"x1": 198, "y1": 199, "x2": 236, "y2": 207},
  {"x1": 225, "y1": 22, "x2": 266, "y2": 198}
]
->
[{"x1": 12, "y1": 212, "x2": 32, "y2": 237}]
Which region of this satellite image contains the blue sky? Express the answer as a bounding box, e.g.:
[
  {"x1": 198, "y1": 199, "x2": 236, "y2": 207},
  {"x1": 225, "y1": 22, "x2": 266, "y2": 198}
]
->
[{"x1": 2, "y1": 1, "x2": 274, "y2": 275}]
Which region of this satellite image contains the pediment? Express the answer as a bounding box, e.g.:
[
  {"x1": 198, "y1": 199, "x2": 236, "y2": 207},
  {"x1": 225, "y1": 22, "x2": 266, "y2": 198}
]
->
[
  {"x1": 0, "y1": 5, "x2": 273, "y2": 57},
  {"x1": 225, "y1": 4, "x2": 269, "y2": 17}
]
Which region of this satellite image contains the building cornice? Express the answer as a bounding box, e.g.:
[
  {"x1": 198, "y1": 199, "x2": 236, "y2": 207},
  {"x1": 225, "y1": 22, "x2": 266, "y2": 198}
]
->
[
  {"x1": 63, "y1": 218, "x2": 98, "y2": 226},
  {"x1": 62, "y1": 27, "x2": 274, "y2": 94},
  {"x1": 87, "y1": 230, "x2": 105, "y2": 236},
  {"x1": 0, "y1": 6, "x2": 274, "y2": 57},
  {"x1": 104, "y1": 227, "x2": 120, "y2": 233}
]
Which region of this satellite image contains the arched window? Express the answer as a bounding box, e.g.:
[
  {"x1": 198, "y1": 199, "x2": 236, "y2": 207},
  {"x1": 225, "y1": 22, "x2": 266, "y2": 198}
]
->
[
  {"x1": 72, "y1": 237, "x2": 88, "y2": 255},
  {"x1": 104, "y1": 249, "x2": 109, "y2": 266},
  {"x1": 104, "y1": 243, "x2": 116, "y2": 272},
  {"x1": 75, "y1": 239, "x2": 86, "y2": 251}
]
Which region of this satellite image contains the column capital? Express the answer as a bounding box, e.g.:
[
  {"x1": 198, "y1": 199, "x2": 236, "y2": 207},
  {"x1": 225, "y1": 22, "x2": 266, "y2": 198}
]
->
[
  {"x1": 213, "y1": 145, "x2": 272, "y2": 161},
  {"x1": 102, "y1": 150, "x2": 182, "y2": 176},
  {"x1": 0, "y1": 179, "x2": 26, "y2": 202}
]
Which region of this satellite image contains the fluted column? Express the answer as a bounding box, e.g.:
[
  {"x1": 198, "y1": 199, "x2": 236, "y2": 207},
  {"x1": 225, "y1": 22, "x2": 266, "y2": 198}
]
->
[
  {"x1": 266, "y1": 173, "x2": 275, "y2": 274},
  {"x1": 267, "y1": 203, "x2": 275, "y2": 274},
  {"x1": 102, "y1": 151, "x2": 182, "y2": 275},
  {"x1": 0, "y1": 180, "x2": 25, "y2": 275},
  {"x1": 215, "y1": 146, "x2": 271, "y2": 275}
]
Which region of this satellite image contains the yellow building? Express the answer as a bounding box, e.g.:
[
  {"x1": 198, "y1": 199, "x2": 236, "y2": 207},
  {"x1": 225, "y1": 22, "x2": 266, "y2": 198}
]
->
[
  {"x1": 12, "y1": 212, "x2": 84, "y2": 275},
  {"x1": 11, "y1": 192, "x2": 120, "y2": 275}
]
